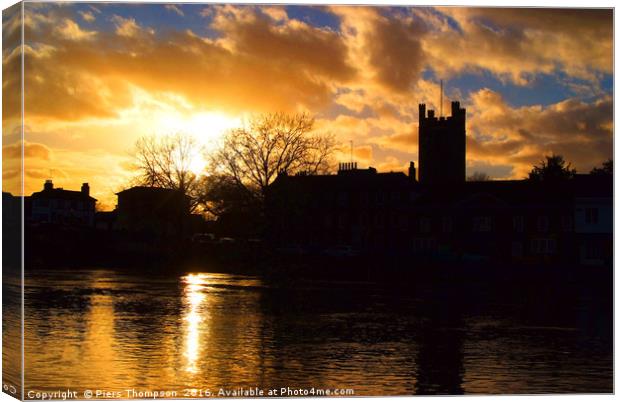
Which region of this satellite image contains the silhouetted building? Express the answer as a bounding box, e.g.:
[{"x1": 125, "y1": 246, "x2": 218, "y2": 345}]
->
[
  {"x1": 267, "y1": 166, "x2": 612, "y2": 266},
  {"x1": 418, "y1": 101, "x2": 466, "y2": 184},
  {"x1": 2, "y1": 191, "x2": 21, "y2": 228},
  {"x1": 572, "y1": 174, "x2": 613, "y2": 265},
  {"x1": 268, "y1": 162, "x2": 419, "y2": 251},
  {"x1": 116, "y1": 186, "x2": 190, "y2": 237},
  {"x1": 28, "y1": 180, "x2": 96, "y2": 226},
  {"x1": 94, "y1": 210, "x2": 117, "y2": 231}
]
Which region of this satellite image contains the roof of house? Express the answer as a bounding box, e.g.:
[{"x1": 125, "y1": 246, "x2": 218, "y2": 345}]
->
[
  {"x1": 269, "y1": 170, "x2": 612, "y2": 207},
  {"x1": 30, "y1": 188, "x2": 96, "y2": 202},
  {"x1": 270, "y1": 169, "x2": 415, "y2": 193}
]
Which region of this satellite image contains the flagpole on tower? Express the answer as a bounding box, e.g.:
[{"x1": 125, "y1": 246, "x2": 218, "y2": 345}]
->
[
  {"x1": 440, "y1": 79, "x2": 443, "y2": 118},
  {"x1": 350, "y1": 140, "x2": 353, "y2": 163}
]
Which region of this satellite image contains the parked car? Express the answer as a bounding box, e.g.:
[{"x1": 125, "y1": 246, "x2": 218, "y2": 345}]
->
[{"x1": 191, "y1": 233, "x2": 216, "y2": 244}]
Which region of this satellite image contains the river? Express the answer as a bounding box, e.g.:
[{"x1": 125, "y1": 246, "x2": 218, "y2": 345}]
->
[{"x1": 5, "y1": 267, "x2": 613, "y2": 396}]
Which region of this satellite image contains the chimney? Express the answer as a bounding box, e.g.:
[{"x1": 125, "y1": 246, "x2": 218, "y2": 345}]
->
[
  {"x1": 408, "y1": 161, "x2": 417, "y2": 181},
  {"x1": 44, "y1": 179, "x2": 53, "y2": 191},
  {"x1": 81, "y1": 183, "x2": 90, "y2": 197}
]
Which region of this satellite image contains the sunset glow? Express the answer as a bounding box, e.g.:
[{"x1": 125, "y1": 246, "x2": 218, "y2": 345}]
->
[{"x1": 2, "y1": 4, "x2": 613, "y2": 209}]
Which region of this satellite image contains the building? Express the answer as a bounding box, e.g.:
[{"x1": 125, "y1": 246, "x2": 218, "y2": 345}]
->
[
  {"x1": 2, "y1": 191, "x2": 21, "y2": 228},
  {"x1": 268, "y1": 162, "x2": 419, "y2": 251},
  {"x1": 115, "y1": 186, "x2": 190, "y2": 237},
  {"x1": 266, "y1": 99, "x2": 612, "y2": 266},
  {"x1": 28, "y1": 180, "x2": 96, "y2": 226},
  {"x1": 268, "y1": 169, "x2": 611, "y2": 265},
  {"x1": 572, "y1": 174, "x2": 613, "y2": 265},
  {"x1": 418, "y1": 101, "x2": 466, "y2": 185}
]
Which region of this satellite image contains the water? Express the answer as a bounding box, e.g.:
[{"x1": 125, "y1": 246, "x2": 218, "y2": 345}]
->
[{"x1": 15, "y1": 268, "x2": 612, "y2": 397}]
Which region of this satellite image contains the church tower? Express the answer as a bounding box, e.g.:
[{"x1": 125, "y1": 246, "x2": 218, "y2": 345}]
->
[{"x1": 418, "y1": 101, "x2": 466, "y2": 185}]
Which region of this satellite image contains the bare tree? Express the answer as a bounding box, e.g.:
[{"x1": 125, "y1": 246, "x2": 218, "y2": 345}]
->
[
  {"x1": 467, "y1": 171, "x2": 491, "y2": 181},
  {"x1": 131, "y1": 133, "x2": 204, "y2": 211},
  {"x1": 209, "y1": 112, "x2": 335, "y2": 199}
]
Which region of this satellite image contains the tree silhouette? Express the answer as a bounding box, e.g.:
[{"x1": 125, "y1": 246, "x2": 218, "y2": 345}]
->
[
  {"x1": 201, "y1": 174, "x2": 257, "y2": 219},
  {"x1": 467, "y1": 171, "x2": 490, "y2": 182},
  {"x1": 131, "y1": 133, "x2": 204, "y2": 211},
  {"x1": 528, "y1": 154, "x2": 576, "y2": 182},
  {"x1": 209, "y1": 112, "x2": 335, "y2": 200},
  {"x1": 590, "y1": 159, "x2": 613, "y2": 176}
]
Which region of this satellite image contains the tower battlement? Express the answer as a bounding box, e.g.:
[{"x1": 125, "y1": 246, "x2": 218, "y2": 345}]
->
[
  {"x1": 419, "y1": 101, "x2": 465, "y2": 126},
  {"x1": 418, "y1": 101, "x2": 466, "y2": 185}
]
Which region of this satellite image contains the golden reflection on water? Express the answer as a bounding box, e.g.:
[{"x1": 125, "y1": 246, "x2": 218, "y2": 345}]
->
[
  {"x1": 182, "y1": 274, "x2": 210, "y2": 374},
  {"x1": 22, "y1": 270, "x2": 612, "y2": 396}
]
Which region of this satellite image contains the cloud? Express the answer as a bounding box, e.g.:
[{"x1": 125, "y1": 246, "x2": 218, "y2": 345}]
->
[
  {"x1": 353, "y1": 145, "x2": 373, "y2": 161},
  {"x1": 165, "y1": 4, "x2": 184, "y2": 17},
  {"x1": 333, "y1": 7, "x2": 428, "y2": 93},
  {"x1": 55, "y1": 18, "x2": 97, "y2": 40},
  {"x1": 111, "y1": 15, "x2": 154, "y2": 37},
  {"x1": 466, "y1": 89, "x2": 612, "y2": 177},
  {"x1": 376, "y1": 155, "x2": 408, "y2": 173},
  {"x1": 427, "y1": 8, "x2": 613, "y2": 85},
  {"x1": 2, "y1": 142, "x2": 52, "y2": 160},
  {"x1": 78, "y1": 10, "x2": 95, "y2": 23},
  {"x1": 211, "y1": 5, "x2": 355, "y2": 82},
  {"x1": 5, "y1": 4, "x2": 612, "y2": 199},
  {"x1": 17, "y1": 5, "x2": 357, "y2": 122}
]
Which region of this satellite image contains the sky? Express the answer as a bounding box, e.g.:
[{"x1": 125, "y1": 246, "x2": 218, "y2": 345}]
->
[{"x1": 1, "y1": 3, "x2": 614, "y2": 209}]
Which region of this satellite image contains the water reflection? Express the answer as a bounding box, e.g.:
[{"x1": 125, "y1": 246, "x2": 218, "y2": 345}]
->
[
  {"x1": 22, "y1": 269, "x2": 612, "y2": 396},
  {"x1": 182, "y1": 274, "x2": 209, "y2": 374}
]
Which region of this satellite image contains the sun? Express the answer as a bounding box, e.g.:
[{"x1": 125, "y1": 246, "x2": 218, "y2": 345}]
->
[{"x1": 155, "y1": 111, "x2": 242, "y2": 176}]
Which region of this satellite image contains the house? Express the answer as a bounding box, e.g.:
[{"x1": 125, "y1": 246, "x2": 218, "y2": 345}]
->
[
  {"x1": 28, "y1": 180, "x2": 96, "y2": 226},
  {"x1": 2, "y1": 191, "x2": 21, "y2": 228},
  {"x1": 266, "y1": 99, "x2": 612, "y2": 266},
  {"x1": 572, "y1": 174, "x2": 613, "y2": 265},
  {"x1": 115, "y1": 186, "x2": 191, "y2": 237},
  {"x1": 267, "y1": 162, "x2": 419, "y2": 252}
]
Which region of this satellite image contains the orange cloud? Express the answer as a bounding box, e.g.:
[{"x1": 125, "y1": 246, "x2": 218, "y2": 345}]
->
[
  {"x1": 466, "y1": 89, "x2": 612, "y2": 177},
  {"x1": 428, "y1": 8, "x2": 612, "y2": 85},
  {"x1": 3, "y1": 142, "x2": 52, "y2": 160}
]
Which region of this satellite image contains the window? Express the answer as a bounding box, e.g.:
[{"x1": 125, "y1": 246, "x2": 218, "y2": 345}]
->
[
  {"x1": 375, "y1": 192, "x2": 384, "y2": 206},
  {"x1": 473, "y1": 216, "x2": 492, "y2": 232},
  {"x1": 419, "y1": 217, "x2": 431, "y2": 233},
  {"x1": 338, "y1": 214, "x2": 347, "y2": 229},
  {"x1": 585, "y1": 243, "x2": 602, "y2": 260},
  {"x1": 360, "y1": 192, "x2": 369, "y2": 206},
  {"x1": 374, "y1": 213, "x2": 385, "y2": 228},
  {"x1": 513, "y1": 216, "x2": 524, "y2": 233},
  {"x1": 585, "y1": 208, "x2": 599, "y2": 225},
  {"x1": 511, "y1": 241, "x2": 523, "y2": 257},
  {"x1": 399, "y1": 214, "x2": 408, "y2": 229},
  {"x1": 561, "y1": 216, "x2": 573, "y2": 232},
  {"x1": 412, "y1": 238, "x2": 436, "y2": 252},
  {"x1": 531, "y1": 238, "x2": 557, "y2": 254},
  {"x1": 537, "y1": 216, "x2": 549, "y2": 233},
  {"x1": 323, "y1": 215, "x2": 332, "y2": 228}
]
